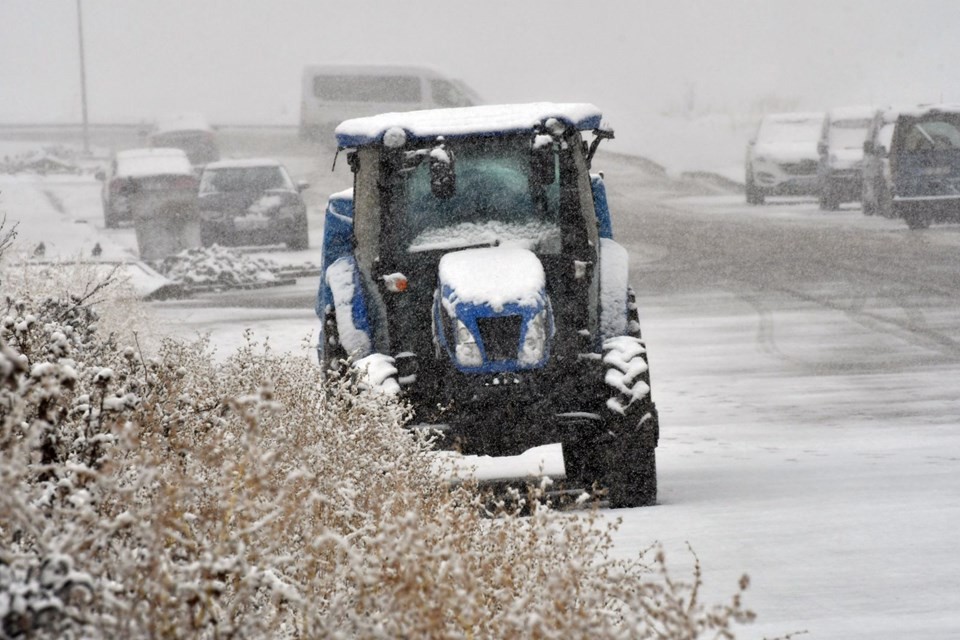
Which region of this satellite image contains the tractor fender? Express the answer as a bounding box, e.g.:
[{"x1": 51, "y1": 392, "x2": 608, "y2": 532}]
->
[
  {"x1": 325, "y1": 255, "x2": 374, "y2": 359},
  {"x1": 598, "y1": 237, "x2": 630, "y2": 341}
]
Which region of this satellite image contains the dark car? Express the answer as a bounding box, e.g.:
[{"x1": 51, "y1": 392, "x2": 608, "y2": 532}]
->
[
  {"x1": 97, "y1": 147, "x2": 197, "y2": 228},
  {"x1": 197, "y1": 159, "x2": 310, "y2": 249},
  {"x1": 861, "y1": 104, "x2": 960, "y2": 228},
  {"x1": 816, "y1": 106, "x2": 875, "y2": 210},
  {"x1": 147, "y1": 113, "x2": 220, "y2": 168}
]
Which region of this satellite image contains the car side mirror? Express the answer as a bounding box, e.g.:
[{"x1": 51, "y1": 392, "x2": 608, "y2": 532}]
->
[
  {"x1": 817, "y1": 141, "x2": 828, "y2": 155},
  {"x1": 863, "y1": 140, "x2": 875, "y2": 154},
  {"x1": 297, "y1": 180, "x2": 310, "y2": 192},
  {"x1": 95, "y1": 169, "x2": 106, "y2": 181},
  {"x1": 429, "y1": 144, "x2": 456, "y2": 200}
]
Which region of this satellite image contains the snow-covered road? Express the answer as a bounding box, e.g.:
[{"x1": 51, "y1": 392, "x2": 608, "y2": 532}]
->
[{"x1": 3, "y1": 128, "x2": 959, "y2": 638}]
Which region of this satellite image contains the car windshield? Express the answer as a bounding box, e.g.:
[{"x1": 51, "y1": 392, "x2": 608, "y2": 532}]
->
[
  {"x1": 759, "y1": 117, "x2": 822, "y2": 143},
  {"x1": 829, "y1": 118, "x2": 871, "y2": 149},
  {"x1": 199, "y1": 166, "x2": 293, "y2": 194},
  {"x1": 399, "y1": 136, "x2": 563, "y2": 254},
  {"x1": 896, "y1": 115, "x2": 960, "y2": 153}
]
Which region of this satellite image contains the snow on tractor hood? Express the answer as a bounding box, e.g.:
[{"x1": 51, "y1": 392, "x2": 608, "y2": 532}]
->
[{"x1": 438, "y1": 247, "x2": 545, "y2": 313}]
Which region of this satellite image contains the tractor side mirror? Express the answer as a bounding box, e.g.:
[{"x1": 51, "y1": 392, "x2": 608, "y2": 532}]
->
[
  {"x1": 531, "y1": 135, "x2": 556, "y2": 185},
  {"x1": 429, "y1": 143, "x2": 456, "y2": 200}
]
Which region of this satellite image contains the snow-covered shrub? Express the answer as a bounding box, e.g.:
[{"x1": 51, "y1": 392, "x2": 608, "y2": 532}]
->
[{"x1": 0, "y1": 248, "x2": 758, "y2": 638}]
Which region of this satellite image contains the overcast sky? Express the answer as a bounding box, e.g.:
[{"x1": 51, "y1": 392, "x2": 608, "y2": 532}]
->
[{"x1": 1, "y1": 0, "x2": 957, "y2": 126}]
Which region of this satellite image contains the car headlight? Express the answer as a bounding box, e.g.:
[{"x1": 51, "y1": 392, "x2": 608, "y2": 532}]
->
[
  {"x1": 454, "y1": 319, "x2": 482, "y2": 367},
  {"x1": 519, "y1": 309, "x2": 549, "y2": 365}
]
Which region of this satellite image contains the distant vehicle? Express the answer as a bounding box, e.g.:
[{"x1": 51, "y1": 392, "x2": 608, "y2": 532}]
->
[
  {"x1": 745, "y1": 112, "x2": 825, "y2": 204},
  {"x1": 147, "y1": 113, "x2": 220, "y2": 167},
  {"x1": 861, "y1": 104, "x2": 960, "y2": 228},
  {"x1": 816, "y1": 106, "x2": 876, "y2": 210},
  {"x1": 97, "y1": 148, "x2": 197, "y2": 228},
  {"x1": 197, "y1": 158, "x2": 310, "y2": 250},
  {"x1": 299, "y1": 64, "x2": 481, "y2": 141}
]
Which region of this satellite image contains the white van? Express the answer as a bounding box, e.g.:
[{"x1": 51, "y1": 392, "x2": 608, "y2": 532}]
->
[{"x1": 299, "y1": 64, "x2": 481, "y2": 141}]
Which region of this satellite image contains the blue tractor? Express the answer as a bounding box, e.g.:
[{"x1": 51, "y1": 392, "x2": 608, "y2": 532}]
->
[{"x1": 316, "y1": 103, "x2": 659, "y2": 507}]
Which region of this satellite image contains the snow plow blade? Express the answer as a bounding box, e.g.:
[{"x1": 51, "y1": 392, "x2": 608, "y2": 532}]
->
[{"x1": 432, "y1": 442, "x2": 566, "y2": 484}]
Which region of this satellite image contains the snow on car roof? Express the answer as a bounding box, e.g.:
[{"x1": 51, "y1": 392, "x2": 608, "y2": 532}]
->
[
  {"x1": 829, "y1": 105, "x2": 878, "y2": 121},
  {"x1": 894, "y1": 103, "x2": 960, "y2": 118},
  {"x1": 152, "y1": 112, "x2": 213, "y2": 134},
  {"x1": 115, "y1": 148, "x2": 193, "y2": 177},
  {"x1": 335, "y1": 102, "x2": 606, "y2": 147},
  {"x1": 765, "y1": 111, "x2": 825, "y2": 124},
  {"x1": 202, "y1": 158, "x2": 283, "y2": 170}
]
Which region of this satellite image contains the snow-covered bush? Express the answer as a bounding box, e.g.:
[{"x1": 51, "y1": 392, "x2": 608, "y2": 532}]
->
[{"x1": 0, "y1": 241, "x2": 757, "y2": 638}]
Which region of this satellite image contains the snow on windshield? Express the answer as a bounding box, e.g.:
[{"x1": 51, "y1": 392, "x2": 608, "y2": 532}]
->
[
  {"x1": 829, "y1": 119, "x2": 871, "y2": 149},
  {"x1": 402, "y1": 137, "x2": 563, "y2": 253},
  {"x1": 116, "y1": 150, "x2": 193, "y2": 177},
  {"x1": 409, "y1": 219, "x2": 562, "y2": 253},
  {"x1": 759, "y1": 115, "x2": 823, "y2": 144}
]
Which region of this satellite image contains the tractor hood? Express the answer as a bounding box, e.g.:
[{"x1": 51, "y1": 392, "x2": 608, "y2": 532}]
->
[
  {"x1": 438, "y1": 247, "x2": 546, "y2": 312},
  {"x1": 434, "y1": 247, "x2": 554, "y2": 373}
]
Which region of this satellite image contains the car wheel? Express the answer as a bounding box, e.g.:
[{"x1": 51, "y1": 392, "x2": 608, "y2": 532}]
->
[
  {"x1": 103, "y1": 205, "x2": 118, "y2": 229},
  {"x1": 877, "y1": 180, "x2": 895, "y2": 218},
  {"x1": 818, "y1": 181, "x2": 840, "y2": 211},
  {"x1": 861, "y1": 185, "x2": 875, "y2": 215},
  {"x1": 904, "y1": 212, "x2": 931, "y2": 230},
  {"x1": 287, "y1": 216, "x2": 310, "y2": 251},
  {"x1": 746, "y1": 172, "x2": 764, "y2": 205}
]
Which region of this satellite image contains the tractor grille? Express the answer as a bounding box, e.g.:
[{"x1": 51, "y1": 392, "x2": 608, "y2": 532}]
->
[{"x1": 476, "y1": 315, "x2": 523, "y2": 362}]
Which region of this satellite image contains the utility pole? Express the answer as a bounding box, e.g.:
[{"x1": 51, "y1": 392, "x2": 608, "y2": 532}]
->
[{"x1": 76, "y1": 0, "x2": 90, "y2": 154}]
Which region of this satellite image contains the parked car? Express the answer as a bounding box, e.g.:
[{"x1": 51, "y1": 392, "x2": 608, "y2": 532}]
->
[
  {"x1": 197, "y1": 158, "x2": 310, "y2": 249},
  {"x1": 861, "y1": 104, "x2": 960, "y2": 228},
  {"x1": 817, "y1": 106, "x2": 876, "y2": 210},
  {"x1": 97, "y1": 147, "x2": 198, "y2": 228},
  {"x1": 746, "y1": 112, "x2": 825, "y2": 204},
  {"x1": 147, "y1": 113, "x2": 220, "y2": 168}
]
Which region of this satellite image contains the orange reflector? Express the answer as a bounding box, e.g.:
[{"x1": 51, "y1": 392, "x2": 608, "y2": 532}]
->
[{"x1": 383, "y1": 272, "x2": 408, "y2": 293}]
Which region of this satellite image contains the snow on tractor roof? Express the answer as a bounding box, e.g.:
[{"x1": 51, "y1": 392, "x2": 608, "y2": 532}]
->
[
  {"x1": 335, "y1": 102, "x2": 606, "y2": 147},
  {"x1": 203, "y1": 158, "x2": 283, "y2": 170},
  {"x1": 115, "y1": 148, "x2": 194, "y2": 177}
]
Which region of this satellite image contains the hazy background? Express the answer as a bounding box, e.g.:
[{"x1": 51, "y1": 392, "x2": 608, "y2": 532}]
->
[{"x1": 2, "y1": 0, "x2": 957, "y2": 127}]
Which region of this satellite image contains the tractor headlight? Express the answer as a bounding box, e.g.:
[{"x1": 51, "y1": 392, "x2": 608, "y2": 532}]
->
[
  {"x1": 454, "y1": 319, "x2": 482, "y2": 367},
  {"x1": 519, "y1": 308, "x2": 549, "y2": 365}
]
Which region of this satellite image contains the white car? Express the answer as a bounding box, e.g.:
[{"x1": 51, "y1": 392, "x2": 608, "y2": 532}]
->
[
  {"x1": 97, "y1": 147, "x2": 197, "y2": 228},
  {"x1": 746, "y1": 112, "x2": 825, "y2": 204},
  {"x1": 816, "y1": 106, "x2": 877, "y2": 210}
]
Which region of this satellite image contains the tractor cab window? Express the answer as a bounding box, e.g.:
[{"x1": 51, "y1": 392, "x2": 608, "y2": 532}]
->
[{"x1": 396, "y1": 136, "x2": 564, "y2": 254}]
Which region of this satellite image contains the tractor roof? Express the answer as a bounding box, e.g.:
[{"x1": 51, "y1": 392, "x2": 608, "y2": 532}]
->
[{"x1": 335, "y1": 102, "x2": 607, "y2": 148}]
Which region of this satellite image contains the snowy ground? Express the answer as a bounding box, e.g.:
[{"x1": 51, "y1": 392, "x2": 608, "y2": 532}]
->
[{"x1": 3, "y1": 128, "x2": 959, "y2": 639}]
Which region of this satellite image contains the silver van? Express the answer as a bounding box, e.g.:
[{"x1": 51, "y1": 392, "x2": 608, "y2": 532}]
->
[{"x1": 299, "y1": 64, "x2": 480, "y2": 141}]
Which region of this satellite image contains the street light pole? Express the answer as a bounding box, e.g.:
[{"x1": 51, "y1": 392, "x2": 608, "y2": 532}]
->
[{"x1": 76, "y1": 0, "x2": 90, "y2": 154}]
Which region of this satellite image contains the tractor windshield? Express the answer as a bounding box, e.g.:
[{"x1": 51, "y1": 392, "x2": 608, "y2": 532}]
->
[{"x1": 398, "y1": 136, "x2": 564, "y2": 254}]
